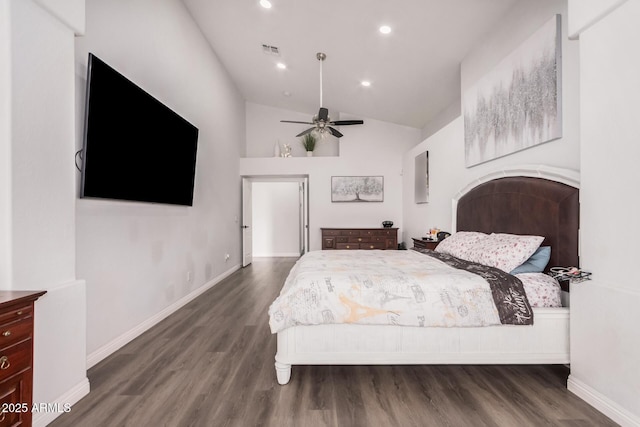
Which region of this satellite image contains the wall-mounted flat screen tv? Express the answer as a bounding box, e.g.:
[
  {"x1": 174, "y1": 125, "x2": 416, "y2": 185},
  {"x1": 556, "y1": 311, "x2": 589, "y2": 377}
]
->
[{"x1": 80, "y1": 53, "x2": 198, "y2": 206}]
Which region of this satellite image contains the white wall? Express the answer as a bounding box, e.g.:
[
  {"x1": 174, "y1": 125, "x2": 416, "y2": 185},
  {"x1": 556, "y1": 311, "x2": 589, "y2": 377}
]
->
[
  {"x1": 0, "y1": 0, "x2": 10, "y2": 288},
  {"x1": 252, "y1": 182, "x2": 300, "y2": 257},
  {"x1": 1, "y1": 1, "x2": 88, "y2": 425},
  {"x1": 75, "y1": 0, "x2": 245, "y2": 364},
  {"x1": 241, "y1": 115, "x2": 421, "y2": 250},
  {"x1": 33, "y1": 0, "x2": 84, "y2": 34},
  {"x1": 568, "y1": 1, "x2": 640, "y2": 425},
  {"x1": 420, "y1": 100, "x2": 460, "y2": 141},
  {"x1": 403, "y1": 0, "x2": 580, "y2": 241},
  {"x1": 567, "y1": 0, "x2": 628, "y2": 37}
]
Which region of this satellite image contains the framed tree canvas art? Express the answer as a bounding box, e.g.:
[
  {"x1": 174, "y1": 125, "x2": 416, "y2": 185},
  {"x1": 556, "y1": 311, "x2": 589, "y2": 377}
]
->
[{"x1": 331, "y1": 176, "x2": 384, "y2": 202}]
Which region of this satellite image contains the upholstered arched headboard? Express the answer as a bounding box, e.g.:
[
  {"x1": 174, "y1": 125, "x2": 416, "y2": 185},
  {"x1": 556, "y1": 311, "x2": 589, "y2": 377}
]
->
[{"x1": 456, "y1": 176, "x2": 579, "y2": 270}]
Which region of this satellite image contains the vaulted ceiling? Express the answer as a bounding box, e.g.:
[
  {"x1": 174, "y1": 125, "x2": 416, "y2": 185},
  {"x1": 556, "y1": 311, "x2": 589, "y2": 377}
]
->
[{"x1": 182, "y1": 0, "x2": 521, "y2": 129}]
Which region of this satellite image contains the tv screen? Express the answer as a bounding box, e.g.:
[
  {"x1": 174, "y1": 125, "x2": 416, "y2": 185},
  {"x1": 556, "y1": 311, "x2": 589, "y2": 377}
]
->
[{"x1": 80, "y1": 53, "x2": 198, "y2": 206}]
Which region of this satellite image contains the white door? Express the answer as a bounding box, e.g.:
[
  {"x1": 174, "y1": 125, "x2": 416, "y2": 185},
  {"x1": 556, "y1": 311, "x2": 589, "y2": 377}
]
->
[
  {"x1": 242, "y1": 178, "x2": 253, "y2": 267},
  {"x1": 299, "y1": 178, "x2": 309, "y2": 255}
]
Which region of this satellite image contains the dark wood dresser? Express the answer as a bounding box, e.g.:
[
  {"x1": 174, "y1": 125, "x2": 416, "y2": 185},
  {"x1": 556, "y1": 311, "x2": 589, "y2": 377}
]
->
[
  {"x1": 0, "y1": 290, "x2": 46, "y2": 427},
  {"x1": 321, "y1": 228, "x2": 398, "y2": 250}
]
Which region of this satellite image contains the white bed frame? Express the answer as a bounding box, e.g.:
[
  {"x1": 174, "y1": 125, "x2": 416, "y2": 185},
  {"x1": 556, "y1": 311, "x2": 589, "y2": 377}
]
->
[
  {"x1": 275, "y1": 307, "x2": 569, "y2": 384},
  {"x1": 274, "y1": 166, "x2": 579, "y2": 385}
]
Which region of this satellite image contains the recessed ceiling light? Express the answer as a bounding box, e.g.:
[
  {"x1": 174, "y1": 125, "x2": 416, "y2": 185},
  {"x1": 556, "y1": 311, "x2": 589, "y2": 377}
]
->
[
  {"x1": 276, "y1": 62, "x2": 286, "y2": 70},
  {"x1": 361, "y1": 81, "x2": 371, "y2": 87},
  {"x1": 260, "y1": 0, "x2": 272, "y2": 9},
  {"x1": 379, "y1": 25, "x2": 391, "y2": 34},
  {"x1": 282, "y1": 91, "x2": 292, "y2": 97}
]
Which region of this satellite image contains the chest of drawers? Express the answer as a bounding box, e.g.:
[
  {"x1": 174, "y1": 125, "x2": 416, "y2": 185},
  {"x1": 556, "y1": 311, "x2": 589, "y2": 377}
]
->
[
  {"x1": 321, "y1": 228, "x2": 398, "y2": 250},
  {"x1": 0, "y1": 291, "x2": 46, "y2": 427}
]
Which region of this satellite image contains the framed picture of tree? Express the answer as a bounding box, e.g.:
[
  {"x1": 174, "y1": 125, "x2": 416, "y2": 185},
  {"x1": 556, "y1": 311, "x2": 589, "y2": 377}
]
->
[{"x1": 331, "y1": 176, "x2": 384, "y2": 202}]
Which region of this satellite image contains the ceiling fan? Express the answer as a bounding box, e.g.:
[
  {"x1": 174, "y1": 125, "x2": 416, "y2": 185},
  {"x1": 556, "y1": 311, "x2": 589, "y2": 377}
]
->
[{"x1": 281, "y1": 52, "x2": 364, "y2": 138}]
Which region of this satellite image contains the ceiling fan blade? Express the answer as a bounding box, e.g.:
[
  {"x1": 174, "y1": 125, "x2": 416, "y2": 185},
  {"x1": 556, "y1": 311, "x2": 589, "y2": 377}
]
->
[
  {"x1": 329, "y1": 120, "x2": 364, "y2": 126},
  {"x1": 281, "y1": 120, "x2": 315, "y2": 124},
  {"x1": 327, "y1": 127, "x2": 343, "y2": 138},
  {"x1": 296, "y1": 128, "x2": 316, "y2": 137},
  {"x1": 317, "y1": 107, "x2": 329, "y2": 122}
]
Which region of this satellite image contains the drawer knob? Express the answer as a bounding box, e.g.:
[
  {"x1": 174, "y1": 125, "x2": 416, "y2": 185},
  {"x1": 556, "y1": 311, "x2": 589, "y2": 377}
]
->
[
  {"x1": 358, "y1": 238, "x2": 362, "y2": 242},
  {"x1": 2, "y1": 330, "x2": 10, "y2": 337},
  {"x1": 346, "y1": 245, "x2": 350, "y2": 249},
  {"x1": 16, "y1": 310, "x2": 22, "y2": 316},
  {"x1": 370, "y1": 245, "x2": 374, "y2": 249},
  {"x1": 0, "y1": 355, "x2": 10, "y2": 370}
]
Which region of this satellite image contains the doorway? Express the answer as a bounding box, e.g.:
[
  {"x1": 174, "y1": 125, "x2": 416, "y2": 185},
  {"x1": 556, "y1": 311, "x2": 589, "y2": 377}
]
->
[{"x1": 241, "y1": 176, "x2": 309, "y2": 267}]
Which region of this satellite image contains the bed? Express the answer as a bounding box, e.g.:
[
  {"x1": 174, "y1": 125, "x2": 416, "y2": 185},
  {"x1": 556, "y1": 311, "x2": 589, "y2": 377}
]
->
[{"x1": 270, "y1": 172, "x2": 579, "y2": 385}]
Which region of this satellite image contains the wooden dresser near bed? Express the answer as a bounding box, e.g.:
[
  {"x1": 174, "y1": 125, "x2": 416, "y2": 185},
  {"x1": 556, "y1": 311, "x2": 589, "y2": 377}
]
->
[{"x1": 321, "y1": 228, "x2": 398, "y2": 250}]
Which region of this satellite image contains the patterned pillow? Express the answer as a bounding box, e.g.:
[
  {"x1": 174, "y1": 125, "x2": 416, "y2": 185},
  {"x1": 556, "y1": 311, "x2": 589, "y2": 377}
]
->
[
  {"x1": 467, "y1": 233, "x2": 544, "y2": 273},
  {"x1": 434, "y1": 231, "x2": 488, "y2": 260}
]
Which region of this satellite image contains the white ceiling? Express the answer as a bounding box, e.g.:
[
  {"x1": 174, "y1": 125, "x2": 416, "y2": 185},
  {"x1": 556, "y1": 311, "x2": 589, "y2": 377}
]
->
[{"x1": 182, "y1": 0, "x2": 521, "y2": 129}]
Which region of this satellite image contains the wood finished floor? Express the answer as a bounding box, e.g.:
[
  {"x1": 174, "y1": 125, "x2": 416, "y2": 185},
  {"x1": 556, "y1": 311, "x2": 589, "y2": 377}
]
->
[{"x1": 50, "y1": 257, "x2": 616, "y2": 427}]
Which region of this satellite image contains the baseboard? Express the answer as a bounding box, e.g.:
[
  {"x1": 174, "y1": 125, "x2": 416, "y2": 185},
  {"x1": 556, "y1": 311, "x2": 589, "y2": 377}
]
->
[
  {"x1": 568, "y1": 375, "x2": 640, "y2": 426},
  {"x1": 253, "y1": 253, "x2": 301, "y2": 257},
  {"x1": 86, "y1": 263, "x2": 241, "y2": 369},
  {"x1": 33, "y1": 377, "x2": 90, "y2": 427}
]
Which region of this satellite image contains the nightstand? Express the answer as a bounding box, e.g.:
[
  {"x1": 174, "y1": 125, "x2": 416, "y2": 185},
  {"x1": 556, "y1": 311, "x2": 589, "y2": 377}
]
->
[{"x1": 412, "y1": 237, "x2": 440, "y2": 250}]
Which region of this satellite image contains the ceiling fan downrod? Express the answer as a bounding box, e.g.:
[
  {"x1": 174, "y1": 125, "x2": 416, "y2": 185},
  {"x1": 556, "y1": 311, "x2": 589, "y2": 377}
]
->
[{"x1": 317, "y1": 52, "x2": 326, "y2": 109}]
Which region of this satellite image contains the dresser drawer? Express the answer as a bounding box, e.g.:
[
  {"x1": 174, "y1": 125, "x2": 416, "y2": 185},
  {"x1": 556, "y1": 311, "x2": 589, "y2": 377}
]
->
[
  {"x1": 0, "y1": 318, "x2": 32, "y2": 349},
  {"x1": 361, "y1": 242, "x2": 385, "y2": 250},
  {"x1": 0, "y1": 305, "x2": 32, "y2": 327},
  {"x1": 0, "y1": 340, "x2": 31, "y2": 381},
  {"x1": 323, "y1": 237, "x2": 335, "y2": 249},
  {"x1": 336, "y1": 243, "x2": 359, "y2": 250},
  {"x1": 341, "y1": 230, "x2": 361, "y2": 237},
  {"x1": 322, "y1": 229, "x2": 341, "y2": 236},
  {"x1": 348, "y1": 236, "x2": 370, "y2": 243}
]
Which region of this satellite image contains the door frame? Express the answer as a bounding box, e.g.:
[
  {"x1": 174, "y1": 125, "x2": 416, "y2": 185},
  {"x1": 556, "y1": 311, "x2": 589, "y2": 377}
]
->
[{"x1": 241, "y1": 175, "x2": 310, "y2": 265}]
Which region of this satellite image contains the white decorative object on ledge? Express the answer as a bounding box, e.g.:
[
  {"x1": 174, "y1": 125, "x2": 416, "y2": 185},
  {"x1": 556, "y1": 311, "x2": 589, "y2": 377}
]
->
[{"x1": 280, "y1": 144, "x2": 291, "y2": 158}]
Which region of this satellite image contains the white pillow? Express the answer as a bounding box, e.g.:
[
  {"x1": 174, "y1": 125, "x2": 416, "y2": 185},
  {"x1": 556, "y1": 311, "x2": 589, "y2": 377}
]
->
[
  {"x1": 434, "y1": 231, "x2": 488, "y2": 260},
  {"x1": 466, "y1": 233, "x2": 544, "y2": 273}
]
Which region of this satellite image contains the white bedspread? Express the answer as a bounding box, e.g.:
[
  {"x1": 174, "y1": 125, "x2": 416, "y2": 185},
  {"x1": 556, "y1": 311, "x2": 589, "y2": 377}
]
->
[{"x1": 269, "y1": 249, "x2": 521, "y2": 334}]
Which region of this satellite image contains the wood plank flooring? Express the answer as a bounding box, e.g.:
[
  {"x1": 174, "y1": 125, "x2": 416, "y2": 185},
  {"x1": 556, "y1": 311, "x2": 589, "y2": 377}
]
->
[{"x1": 50, "y1": 257, "x2": 616, "y2": 427}]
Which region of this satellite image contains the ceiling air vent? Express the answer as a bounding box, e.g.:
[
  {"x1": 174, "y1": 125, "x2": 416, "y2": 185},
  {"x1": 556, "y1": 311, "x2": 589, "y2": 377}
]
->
[{"x1": 262, "y1": 44, "x2": 280, "y2": 56}]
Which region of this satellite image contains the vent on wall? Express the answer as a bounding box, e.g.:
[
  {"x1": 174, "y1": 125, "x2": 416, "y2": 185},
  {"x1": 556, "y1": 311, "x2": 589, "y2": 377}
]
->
[{"x1": 262, "y1": 44, "x2": 280, "y2": 56}]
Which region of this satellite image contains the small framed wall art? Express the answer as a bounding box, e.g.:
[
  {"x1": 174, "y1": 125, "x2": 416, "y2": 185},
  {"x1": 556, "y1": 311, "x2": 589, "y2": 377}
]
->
[
  {"x1": 331, "y1": 176, "x2": 384, "y2": 202},
  {"x1": 414, "y1": 151, "x2": 429, "y2": 204}
]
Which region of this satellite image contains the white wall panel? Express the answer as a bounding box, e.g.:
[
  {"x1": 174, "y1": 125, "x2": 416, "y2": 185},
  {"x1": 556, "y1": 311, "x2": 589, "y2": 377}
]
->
[{"x1": 75, "y1": 0, "x2": 245, "y2": 358}]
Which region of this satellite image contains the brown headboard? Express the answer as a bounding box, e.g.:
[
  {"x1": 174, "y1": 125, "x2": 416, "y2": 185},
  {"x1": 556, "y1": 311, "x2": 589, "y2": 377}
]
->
[{"x1": 456, "y1": 176, "x2": 579, "y2": 270}]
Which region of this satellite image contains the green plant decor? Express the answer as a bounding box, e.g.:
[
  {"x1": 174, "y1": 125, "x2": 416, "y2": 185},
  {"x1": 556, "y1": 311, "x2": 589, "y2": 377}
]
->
[{"x1": 301, "y1": 133, "x2": 317, "y2": 152}]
